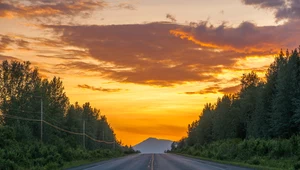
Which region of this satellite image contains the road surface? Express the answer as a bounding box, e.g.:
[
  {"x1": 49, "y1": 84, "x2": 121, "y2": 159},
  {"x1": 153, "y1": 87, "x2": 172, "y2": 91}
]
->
[{"x1": 68, "y1": 154, "x2": 252, "y2": 170}]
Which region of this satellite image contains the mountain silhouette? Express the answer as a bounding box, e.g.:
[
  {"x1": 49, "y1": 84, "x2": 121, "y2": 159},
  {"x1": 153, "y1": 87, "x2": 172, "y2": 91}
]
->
[{"x1": 133, "y1": 137, "x2": 172, "y2": 153}]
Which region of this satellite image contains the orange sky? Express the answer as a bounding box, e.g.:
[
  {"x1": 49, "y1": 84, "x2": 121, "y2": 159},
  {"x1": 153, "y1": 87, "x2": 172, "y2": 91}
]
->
[{"x1": 1, "y1": 0, "x2": 300, "y2": 145}]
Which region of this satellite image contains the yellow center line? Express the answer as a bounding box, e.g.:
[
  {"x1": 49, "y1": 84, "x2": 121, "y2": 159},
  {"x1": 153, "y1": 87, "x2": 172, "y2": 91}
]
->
[{"x1": 151, "y1": 154, "x2": 154, "y2": 170}]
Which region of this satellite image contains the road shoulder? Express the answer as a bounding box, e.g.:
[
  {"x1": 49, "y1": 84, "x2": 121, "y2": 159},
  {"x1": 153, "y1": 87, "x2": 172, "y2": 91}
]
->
[
  {"x1": 64, "y1": 154, "x2": 134, "y2": 170},
  {"x1": 170, "y1": 153, "x2": 280, "y2": 170}
]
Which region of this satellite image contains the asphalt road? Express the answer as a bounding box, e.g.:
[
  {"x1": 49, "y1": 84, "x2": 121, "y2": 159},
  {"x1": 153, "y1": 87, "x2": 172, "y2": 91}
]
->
[{"x1": 68, "y1": 154, "x2": 252, "y2": 170}]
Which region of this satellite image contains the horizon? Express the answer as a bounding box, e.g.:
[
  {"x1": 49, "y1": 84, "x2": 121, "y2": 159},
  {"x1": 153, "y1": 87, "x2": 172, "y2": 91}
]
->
[{"x1": 1, "y1": 0, "x2": 300, "y2": 145}]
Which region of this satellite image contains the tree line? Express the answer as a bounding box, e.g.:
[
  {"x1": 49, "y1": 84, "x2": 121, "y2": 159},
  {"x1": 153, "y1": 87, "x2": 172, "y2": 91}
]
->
[
  {"x1": 171, "y1": 47, "x2": 300, "y2": 169},
  {"x1": 0, "y1": 60, "x2": 137, "y2": 169}
]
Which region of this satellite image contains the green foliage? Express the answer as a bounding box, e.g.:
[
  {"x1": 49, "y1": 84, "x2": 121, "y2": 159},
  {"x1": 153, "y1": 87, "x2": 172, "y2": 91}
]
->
[
  {"x1": 123, "y1": 145, "x2": 140, "y2": 155},
  {"x1": 0, "y1": 60, "x2": 137, "y2": 169},
  {"x1": 0, "y1": 124, "x2": 124, "y2": 169},
  {"x1": 294, "y1": 161, "x2": 300, "y2": 170},
  {"x1": 0, "y1": 126, "x2": 16, "y2": 147},
  {"x1": 173, "y1": 46, "x2": 300, "y2": 169},
  {"x1": 173, "y1": 137, "x2": 300, "y2": 169}
]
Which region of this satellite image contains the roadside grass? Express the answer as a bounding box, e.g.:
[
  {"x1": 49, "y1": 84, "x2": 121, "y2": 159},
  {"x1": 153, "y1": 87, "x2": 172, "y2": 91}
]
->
[
  {"x1": 62, "y1": 158, "x2": 107, "y2": 169},
  {"x1": 173, "y1": 153, "x2": 284, "y2": 170},
  {"x1": 62, "y1": 154, "x2": 134, "y2": 170}
]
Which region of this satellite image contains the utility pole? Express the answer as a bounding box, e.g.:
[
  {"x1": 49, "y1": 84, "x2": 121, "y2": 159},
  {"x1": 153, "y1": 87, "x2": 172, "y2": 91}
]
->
[
  {"x1": 40, "y1": 98, "x2": 43, "y2": 143},
  {"x1": 102, "y1": 130, "x2": 105, "y2": 140},
  {"x1": 113, "y1": 140, "x2": 115, "y2": 150},
  {"x1": 83, "y1": 120, "x2": 85, "y2": 149}
]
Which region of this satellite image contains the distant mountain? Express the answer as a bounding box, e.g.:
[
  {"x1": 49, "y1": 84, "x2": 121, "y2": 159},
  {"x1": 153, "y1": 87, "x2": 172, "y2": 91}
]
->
[{"x1": 133, "y1": 137, "x2": 173, "y2": 153}]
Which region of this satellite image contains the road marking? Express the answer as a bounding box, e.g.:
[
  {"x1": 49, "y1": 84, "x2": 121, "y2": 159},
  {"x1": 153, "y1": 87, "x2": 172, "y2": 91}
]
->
[{"x1": 151, "y1": 154, "x2": 154, "y2": 170}]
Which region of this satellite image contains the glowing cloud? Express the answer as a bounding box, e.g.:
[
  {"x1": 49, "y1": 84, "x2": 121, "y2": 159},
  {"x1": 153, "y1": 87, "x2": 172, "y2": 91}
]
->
[{"x1": 77, "y1": 84, "x2": 125, "y2": 92}]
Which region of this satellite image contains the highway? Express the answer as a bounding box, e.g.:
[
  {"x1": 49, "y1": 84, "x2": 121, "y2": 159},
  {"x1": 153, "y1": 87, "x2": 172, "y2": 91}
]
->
[{"x1": 68, "y1": 154, "x2": 252, "y2": 170}]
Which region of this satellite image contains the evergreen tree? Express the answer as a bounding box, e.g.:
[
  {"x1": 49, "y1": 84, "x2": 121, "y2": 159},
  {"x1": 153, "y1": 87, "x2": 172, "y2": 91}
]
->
[
  {"x1": 196, "y1": 103, "x2": 213, "y2": 144},
  {"x1": 271, "y1": 50, "x2": 299, "y2": 138},
  {"x1": 212, "y1": 95, "x2": 232, "y2": 140},
  {"x1": 239, "y1": 71, "x2": 260, "y2": 138}
]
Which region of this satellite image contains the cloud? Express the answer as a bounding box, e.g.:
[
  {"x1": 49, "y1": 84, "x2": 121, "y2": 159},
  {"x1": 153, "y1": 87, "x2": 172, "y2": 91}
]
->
[
  {"x1": 116, "y1": 124, "x2": 186, "y2": 137},
  {"x1": 185, "y1": 84, "x2": 242, "y2": 95},
  {"x1": 0, "y1": 54, "x2": 19, "y2": 61},
  {"x1": 241, "y1": 0, "x2": 300, "y2": 21},
  {"x1": 77, "y1": 84, "x2": 125, "y2": 92},
  {"x1": 117, "y1": 3, "x2": 135, "y2": 10},
  {"x1": 16, "y1": 39, "x2": 30, "y2": 50},
  {"x1": 0, "y1": 0, "x2": 134, "y2": 22},
  {"x1": 185, "y1": 85, "x2": 220, "y2": 95},
  {"x1": 171, "y1": 20, "x2": 300, "y2": 54},
  {"x1": 43, "y1": 20, "x2": 300, "y2": 86},
  {"x1": 0, "y1": 0, "x2": 135, "y2": 23},
  {"x1": 0, "y1": 35, "x2": 13, "y2": 51},
  {"x1": 241, "y1": 0, "x2": 284, "y2": 8},
  {"x1": 219, "y1": 85, "x2": 241, "y2": 94},
  {"x1": 0, "y1": 34, "x2": 31, "y2": 51},
  {"x1": 45, "y1": 22, "x2": 258, "y2": 86},
  {"x1": 0, "y1": 0, "x2": 105, "y2": 20},
  {"x1": 166, "y1": 13, "x2": 176, "y2": 22}
]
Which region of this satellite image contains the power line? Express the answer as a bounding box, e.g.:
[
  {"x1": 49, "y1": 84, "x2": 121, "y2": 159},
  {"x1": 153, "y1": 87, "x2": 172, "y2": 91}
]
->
[
  {"x1": 3, "y1": 108, "x2": 82, "y2": 131},
  {"x1": 0, "y1": 113, "x2": 115, "y2": 144},
  {"x1": 43, "y1": 120, "x2": 84, "y2": 136},
  {"x1": 1, "y1": 113, "x2": 40, "y2": 122},
  {"x1": 85, "y1": 133, "x2": 115, "y2": 144},
  {"x1": 44, "y1": 114, "x2": 65, "y2": 126},
  {"x1": 43, "y1": 121, "x2": 115, "y2": 144},
  {"x1": 5, "y1": 108, "x2": 41, "y2": 114}
]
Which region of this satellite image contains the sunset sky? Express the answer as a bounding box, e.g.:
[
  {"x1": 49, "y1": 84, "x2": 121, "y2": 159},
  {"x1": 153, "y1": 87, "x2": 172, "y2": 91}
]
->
[{"x1": 1, "y1": 0, "x2": 300, "y2": 145}]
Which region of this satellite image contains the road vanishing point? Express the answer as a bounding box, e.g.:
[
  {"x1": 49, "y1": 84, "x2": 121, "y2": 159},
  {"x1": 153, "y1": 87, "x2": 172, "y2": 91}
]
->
[{"x1": 68, "y1": 154, "x2": 252, "y2": 170}]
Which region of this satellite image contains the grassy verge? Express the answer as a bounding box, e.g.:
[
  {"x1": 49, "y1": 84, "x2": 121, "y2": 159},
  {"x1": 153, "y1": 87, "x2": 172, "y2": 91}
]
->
[
  {"x1": 62, "y1": 158, "x2": 108, "y2": 169},
  {"x1": 173, "y1": 153, "x2": 282, "y2": 170},
  {"x1": 62, "y1": 154, "x2": 136, "y2": 170}
]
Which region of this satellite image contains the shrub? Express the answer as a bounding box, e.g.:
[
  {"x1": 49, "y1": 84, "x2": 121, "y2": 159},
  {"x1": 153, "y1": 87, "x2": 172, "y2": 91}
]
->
[
  {"x1": 173, "y1": 136, "x2": 300, "y2": 169},
  {"x1": 294, "y1": 161, "x2": 300, "y2": 170},
  {"x1": 45, "y1": 162, "x2": 60, "y2": 170},
  {"x1": 248, "y1": 156, "x2": 260, "y2": 165},
  {"x1": 0, "y1": 126, "x2": 16, "y2": 148},
  {"x1": 0, "y1": 159, "x2": 18, "y2": 170}
]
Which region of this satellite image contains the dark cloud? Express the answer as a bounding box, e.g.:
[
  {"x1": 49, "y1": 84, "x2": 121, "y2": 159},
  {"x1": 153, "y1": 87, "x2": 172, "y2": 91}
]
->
[
  {"x1": 0, "y1": 35, "x2": 13, "y2": 51},
  {"x1": 241, "y1": 0, "x2": 300, "y2": 21},
  {"x1": 219, "y1": 85, "x2": 241, "y2": 94},
  {"x1": 36, "y1": 48, "x2": 89, "y2": 60},
  {"x1": 0, "y1": 0, "x2": 133, "y2": 22},
  {"x1": 0, "y1": 34, "x2": 90, "y2": 60},
  {"x1": 242, "y1": 0, "x2": 285, "y2": 8},
  {"x1": 166, "y1": 13, "x2": 176, "y2": 22},
  {"x1": 77, "y1": 84, "x2": 125, "y2": 92},
  {"x1": 174, "y1": 20, "x2": 300, "y2": 54},
  {"x1": 36, "y1": 54, "x2": 80, "y2": 60},
  {"x1": 16, "y1": 39, "x2": 30, "y2": 50},
  {"x1": 43, "y1": 20, "x2": 300, "y2": 86},
  {"x1": 117, "y1": 3, "x2": 135, "y2": 10},
  {"x1": 0, "y1": 0, "x2": 105, "y2": 20},
  {"x1": 32, "y1": 37, "x2": 67, "y2": 48},
  {"x1": 0, "y1": 54, "x2": 19, "y2": 61},
  {"x1": 55, "y1": 61, "x2": 119, "y2": 77},
  {"x1": 0, "y1": 34, "x2": 31, "y2": 51},
  {"x1": 185, "y1": 85, "x2": 219, "y2": 95},
  {"x1": 45, "y1": 22, "x2": 257, "y2": 86},
  {"x1": 185, "y1": 84, "x2": 241, "y2": 95}
]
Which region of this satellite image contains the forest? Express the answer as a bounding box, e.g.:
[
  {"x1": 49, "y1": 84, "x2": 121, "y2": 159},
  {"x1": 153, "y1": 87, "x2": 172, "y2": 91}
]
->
[
  {"x1": 171, "y1": 47, "x2": 300, "y2": 169},
  {"x1": 0, "y1": 60, "x2": 137, "y2": 170}
]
